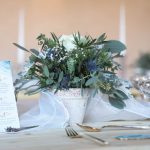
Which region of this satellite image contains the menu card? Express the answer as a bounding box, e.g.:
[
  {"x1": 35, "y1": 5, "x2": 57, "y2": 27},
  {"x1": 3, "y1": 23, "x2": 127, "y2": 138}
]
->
[{"x1": 0, "y1": 61, "x2": 20, "y2": 132}]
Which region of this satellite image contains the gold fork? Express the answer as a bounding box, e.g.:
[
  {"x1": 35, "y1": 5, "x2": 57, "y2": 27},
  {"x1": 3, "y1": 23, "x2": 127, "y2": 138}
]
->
[
  {"x1": 65, "y1": 126, "x2": 82, "y2": 138},
  {"x1": 65, "y1": 126, "x2": 109, "y2": 145}
]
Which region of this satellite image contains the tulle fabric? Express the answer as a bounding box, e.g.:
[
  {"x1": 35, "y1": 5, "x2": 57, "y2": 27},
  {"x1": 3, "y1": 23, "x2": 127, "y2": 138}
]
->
[
  {"x1": 20, "y1": 91, "x2": 69, "y2": 128},
  {"x1": 84, "y1": 87, "x2": 150, "y2": 122},
  {"x1": 19, "y1": 88, "x2": 150, "y2": 129}
]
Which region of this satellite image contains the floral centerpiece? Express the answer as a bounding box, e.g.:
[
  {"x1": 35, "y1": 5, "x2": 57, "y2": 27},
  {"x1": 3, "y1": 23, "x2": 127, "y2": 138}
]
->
[{"x1": 14, "y1": 33, "x2": 129, "y2": 109}]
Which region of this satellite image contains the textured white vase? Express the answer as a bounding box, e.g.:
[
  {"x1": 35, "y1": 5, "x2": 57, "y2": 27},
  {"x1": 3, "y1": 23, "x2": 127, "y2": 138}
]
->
[{"x1": 55, "y1": 89, "x2": 90, "y2": 126}]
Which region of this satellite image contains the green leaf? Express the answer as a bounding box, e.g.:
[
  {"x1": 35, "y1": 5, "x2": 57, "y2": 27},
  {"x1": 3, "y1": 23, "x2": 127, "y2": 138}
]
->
[
  {"x1": 92, "y1": 89, "x2": 98, "y2": 97},
  {"x1": 97, "y1": 33, "x2": 106, "y2": 43},
  {"x1": 67, "y1": 58, "x2": 75, "y2": 74},
  {"x1": 43, "y1": 65, "x2": 49, "y2": 77},
  {"x1": 113, "y1": 90, "x2": 129, "y2": 100},
  {"x1": 109, "y1": 96, "x2": 126, "y2": 109},
  {"x1": 13, "y1": 43, "x2": 29, "y2": 52},
  {"x1": 37, "y1": 34, "x2": 45, "y2": 40},
  {"x1": 85, "y1": 77, "x2": 98, "y2": 86},
  {"x1": 25, "y1": 88, "x2": 42, "y2": 95},
  {"x1": 30, "y1": 49, "x2": 39, "y2": 56},
  {"x1": 81, "y1": 87, "x2": 83, "y2": 97},
  {"x1": 103, "y1": 40, "x2": 126, "y2": 53},
  {"x1": 51, "y1": 32, "x2": 59, "y2": 43},
  {"x1": 58, "y1": 71, "x2": 64, "y2": 82},
  {"x1": 52, "y1": 83, "x2": 59, "y2": 91},
  {"x1": 72, "y1": 77, "x2": 81, "y2": 83},
  {"x1": 46, "y1": 79, "x2": 53, "y2": 85},
  {"x1": 49, "y1": 72, "x2": 55, "y2": 78},
  {"x1": 29, "y1": 55, "x2": 37, "y2": 62}
]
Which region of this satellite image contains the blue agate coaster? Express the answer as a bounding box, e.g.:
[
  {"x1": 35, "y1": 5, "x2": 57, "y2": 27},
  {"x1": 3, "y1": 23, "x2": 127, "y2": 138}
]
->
[{"x1": 115, "y1": 134, "x2": 150, "y2": 140}]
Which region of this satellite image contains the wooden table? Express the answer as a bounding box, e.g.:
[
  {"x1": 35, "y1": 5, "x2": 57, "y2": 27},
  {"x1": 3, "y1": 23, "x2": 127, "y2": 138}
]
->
[{"x1": 0, "y1": 121, "x2": 150, "y2": 150}]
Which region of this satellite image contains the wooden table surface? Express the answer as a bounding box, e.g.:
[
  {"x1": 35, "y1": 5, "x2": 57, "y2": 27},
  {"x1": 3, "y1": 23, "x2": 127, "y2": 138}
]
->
[{"x1": 0, "y1": 120, "x2": 150, "y2": 150}]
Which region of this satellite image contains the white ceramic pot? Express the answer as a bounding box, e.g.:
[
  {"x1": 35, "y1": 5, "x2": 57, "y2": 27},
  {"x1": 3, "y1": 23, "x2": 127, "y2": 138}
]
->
[{"x1": 55, "y1": 88, "x2": 90, "y2": 126}]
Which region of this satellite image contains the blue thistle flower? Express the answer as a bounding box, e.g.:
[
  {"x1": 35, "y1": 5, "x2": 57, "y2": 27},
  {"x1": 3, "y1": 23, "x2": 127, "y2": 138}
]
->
[
  {"x1": 46, "y1": 48, "x2": 55, "y2": 59},
  {"x1": 86, "y1": 60, "x2": 97, "y2": 72},
  {"x1": 60, "y1": 75, "x2": 70, "y2": 89}
]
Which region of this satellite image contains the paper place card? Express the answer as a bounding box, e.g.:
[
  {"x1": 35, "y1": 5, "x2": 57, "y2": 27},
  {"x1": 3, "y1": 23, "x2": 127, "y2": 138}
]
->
[{"x1": 0, "y1": 61, "x2": 20, "y2": 132}]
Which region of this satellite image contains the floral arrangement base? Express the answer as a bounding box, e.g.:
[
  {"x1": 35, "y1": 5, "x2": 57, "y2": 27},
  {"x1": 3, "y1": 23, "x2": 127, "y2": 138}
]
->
[
  {"x1": 19, "y1": 88, "x2": 150, "y2": 129},
  {"x1": 55, "y1": 89, "x2": 90, "y2": 126}
]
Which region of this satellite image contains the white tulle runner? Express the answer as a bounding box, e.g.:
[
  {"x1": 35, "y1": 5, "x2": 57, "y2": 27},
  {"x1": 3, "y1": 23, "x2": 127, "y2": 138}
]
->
[
  {"x1": 19, "y1": 91, "x2": 69, "y2": 128},
  {"x1": 19, "y1": 89, "x2": 150, "y2": 129}
]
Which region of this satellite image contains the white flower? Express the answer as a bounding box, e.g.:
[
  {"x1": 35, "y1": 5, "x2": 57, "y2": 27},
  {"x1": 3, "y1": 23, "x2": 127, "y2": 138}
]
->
[
  {"x1": 75, "y1": 54, "x2": 78, "y2": 58},
  {"x1": 59, "y1": 35, "x2": 75, "y2": 51}
]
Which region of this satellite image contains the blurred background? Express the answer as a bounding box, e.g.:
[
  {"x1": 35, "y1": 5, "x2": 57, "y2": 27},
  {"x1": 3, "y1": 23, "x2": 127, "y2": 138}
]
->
[{"x1": 0, "y1": 0, "x2": 150, "y2": 79}]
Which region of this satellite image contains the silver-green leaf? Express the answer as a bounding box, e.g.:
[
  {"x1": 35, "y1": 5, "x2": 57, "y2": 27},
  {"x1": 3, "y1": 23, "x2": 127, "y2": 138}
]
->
[
  {"x1": 109, "y1": 96, "x2": 126, "y2": 109},
  {"x1": 43, "y1": 65, "x2": 49, "y2": 77},
  {"x1": 103, "y1": 40, "x2": 126, "y2": 53},
  {"x1": 58, "y1": 71, "x2": 64, "y2": 83},
  {"x1": 85, "y1": 77, "x2": 98, "y2": 86}
]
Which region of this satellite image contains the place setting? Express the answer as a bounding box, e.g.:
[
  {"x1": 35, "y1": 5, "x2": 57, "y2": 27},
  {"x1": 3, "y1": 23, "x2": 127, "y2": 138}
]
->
[{"x1": 64, "y1": 121, "x2": 150, "y2": 147}]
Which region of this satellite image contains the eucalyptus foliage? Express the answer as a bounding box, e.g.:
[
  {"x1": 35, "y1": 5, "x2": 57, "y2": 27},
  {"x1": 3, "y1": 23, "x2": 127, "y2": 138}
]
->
[{"x1": 14, "y1": 33, "x2": 128, "y2": 109}]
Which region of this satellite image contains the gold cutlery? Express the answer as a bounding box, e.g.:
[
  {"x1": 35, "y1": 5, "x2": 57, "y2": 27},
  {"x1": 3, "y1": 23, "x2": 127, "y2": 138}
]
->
[
  {"x1": 77, "y1": 123, "x2": 100, "y2": 132},
  {"x1": 77, "y1": 123, "x2": 150, "y2": 132},
  {"x1": 65, "y1": 126, "x2": 109, "y2": 145}
]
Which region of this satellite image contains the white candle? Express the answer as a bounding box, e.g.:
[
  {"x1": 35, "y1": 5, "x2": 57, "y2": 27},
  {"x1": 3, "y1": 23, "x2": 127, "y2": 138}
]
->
[
  {"x1": 119, "y1": 0, "x2": 126, "y2": 44},
  {"x1": 17, "y1": 9, "x2": 25, "y2": 65},
  {"x1": 119, "y1": 0, "x2": 126, "y2": 77}
]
